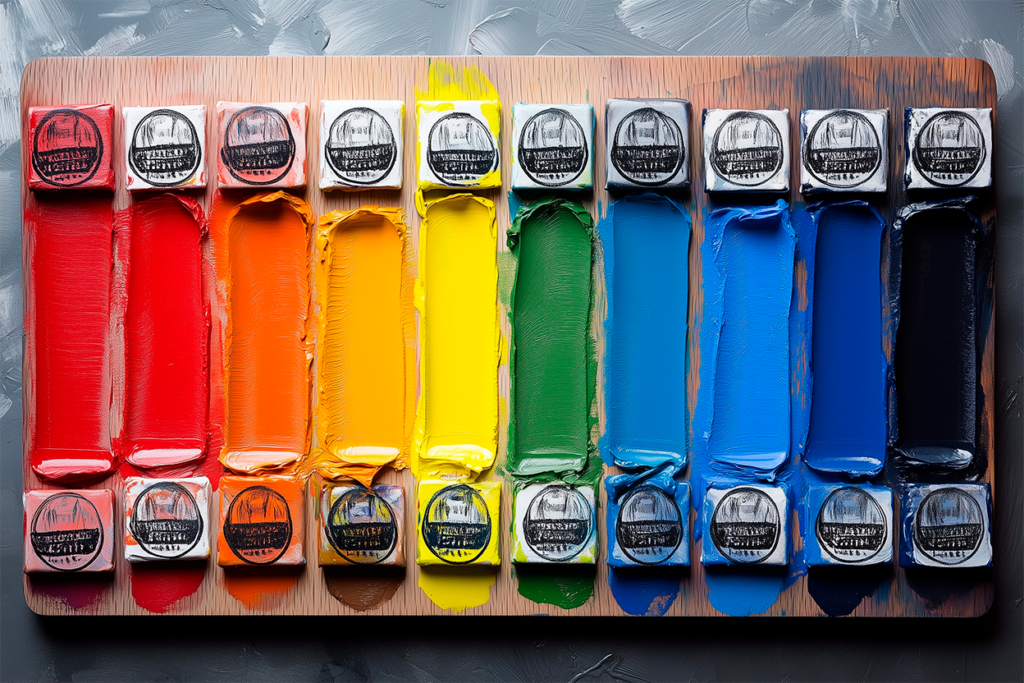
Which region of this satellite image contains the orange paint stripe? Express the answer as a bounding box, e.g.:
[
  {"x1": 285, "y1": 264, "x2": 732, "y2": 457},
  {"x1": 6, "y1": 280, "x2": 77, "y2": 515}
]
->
[{"x1": 212, "y1": 191, "x2": 314, "y2": 474}]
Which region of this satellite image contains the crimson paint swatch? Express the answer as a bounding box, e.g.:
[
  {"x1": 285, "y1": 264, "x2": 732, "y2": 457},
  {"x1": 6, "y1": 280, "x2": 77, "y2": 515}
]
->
[
  {"x1": 26, "y1": 195, "x2": 115, "y2": 480},
  {"x1": 124, "y1": 194, "x2": 208, "y2": 468}
]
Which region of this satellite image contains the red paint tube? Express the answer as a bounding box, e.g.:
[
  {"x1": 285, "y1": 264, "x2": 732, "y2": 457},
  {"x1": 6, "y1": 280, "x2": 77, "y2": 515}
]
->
[
  {"x1": 123, "y1": 194, "x2": 209, "y2": 469},
  {"x1": 25, "y1": 194, "x2": 116, "y2": 481}
]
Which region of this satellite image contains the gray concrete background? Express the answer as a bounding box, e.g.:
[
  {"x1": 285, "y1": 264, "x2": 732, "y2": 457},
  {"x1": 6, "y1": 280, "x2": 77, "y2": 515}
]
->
[{"x1": 1, "y1": 1, "x2": 1021, "y2": 681}]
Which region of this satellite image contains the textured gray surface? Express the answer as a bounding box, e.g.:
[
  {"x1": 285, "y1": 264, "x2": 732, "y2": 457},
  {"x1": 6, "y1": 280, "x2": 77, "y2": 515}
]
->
[{"x1": 1, "y1": 1, "x2": 1021, "y2": 681}]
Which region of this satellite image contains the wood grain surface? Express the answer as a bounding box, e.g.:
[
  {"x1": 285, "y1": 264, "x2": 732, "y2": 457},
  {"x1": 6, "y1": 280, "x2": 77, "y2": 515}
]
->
[{"x1": 20, "y1": 56, "x2": 997, "y2": 617}]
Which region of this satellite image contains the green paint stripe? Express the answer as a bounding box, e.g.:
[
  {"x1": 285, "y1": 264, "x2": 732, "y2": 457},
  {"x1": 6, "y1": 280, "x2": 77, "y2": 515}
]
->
[{"x1": 506, "y1": 197, "x2": 601, "y2": 487}]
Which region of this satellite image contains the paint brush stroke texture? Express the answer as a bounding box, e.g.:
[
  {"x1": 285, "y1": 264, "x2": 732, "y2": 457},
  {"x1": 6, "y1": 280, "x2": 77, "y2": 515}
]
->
[
  {"x1": 124, "y1": 194, "x2": 208, "y2": 469},
  {"x1": 219, "y1": 191, "x2": 314, "y2": 474},
  {"x1": 506, "y1": 198, "x2": 596, "y2": 478},
  {"x1": 699, "y1": 201, "x2": 795, "y2": 480},
  {"x1": 599, "y1": 194, "x2": 690, "y2": 616},
  {"x1": 313, "y1": 207, "x2": 415, "y2": 487},
  {"x1": 691, "y1": 201, "x2": 797, "y2": 616},
  {"x1": 506, "y1": 197, "x2": 599, "y2": 611},
  {"x1": 26, "y1": 194, "x2": 115, "y2": 481},
  {"x1": 413, "y1": 193, "x2": 499, "y2": 479},
  {"x1": 412, "y1": 192, "x2": 499, "y2": 613},
  {"x1": 893, "y1": 198, "x2": 980, "y2": 470},
  {"x1": 802, "y1": 201, "x2": 886, "y2": 477},
  {"x1": 601, "y1": 193, "x2": 690, "y2": 473}
]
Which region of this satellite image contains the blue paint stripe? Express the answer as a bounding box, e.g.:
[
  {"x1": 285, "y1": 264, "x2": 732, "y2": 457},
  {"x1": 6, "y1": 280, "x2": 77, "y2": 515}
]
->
[
  {"x1": 699, "y1": 201, "x2": 795, "y2": 480},
  {"x1": 601, "y1": 193, "x2": 690, "y2": 473},
  {"x1": 804, "y1": 201, "x2": 887, "y2": 477}
]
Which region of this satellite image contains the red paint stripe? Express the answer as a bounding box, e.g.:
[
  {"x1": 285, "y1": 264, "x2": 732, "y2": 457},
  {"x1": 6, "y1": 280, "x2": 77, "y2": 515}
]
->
[
  {"x1": 26, "y1": 195, "x2": 115, "y2": 481},
  {"x1": 123, "y1": 194, "x2": 209, "y2": 470}
]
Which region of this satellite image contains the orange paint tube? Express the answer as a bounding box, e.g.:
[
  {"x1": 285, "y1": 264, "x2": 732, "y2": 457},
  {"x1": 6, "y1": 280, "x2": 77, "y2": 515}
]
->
[
  {"x1": 310, "y1": 207, "x2": 415, "y2": 487},
  {"x1": 214, "y1": 191, "x2": 314, "y2": 474}
]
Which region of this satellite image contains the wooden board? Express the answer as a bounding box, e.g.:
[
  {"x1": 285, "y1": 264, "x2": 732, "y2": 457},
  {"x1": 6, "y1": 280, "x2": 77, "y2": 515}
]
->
[{"x1": 20, "y1": 56, "x2": 996, "y2": 616}]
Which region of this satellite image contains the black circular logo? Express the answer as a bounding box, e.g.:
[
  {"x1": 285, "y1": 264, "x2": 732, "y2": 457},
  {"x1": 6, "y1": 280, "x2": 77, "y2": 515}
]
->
[
  {"x1": 709, "y1": 487, "x2": 780, "y2": 564},
  {"x1": 130, "y1": 482, "x2": 203, "y2": 559},
  {"x1": 616, "y1": 485, "x2": 683, "y2": 565},
  {"x1": 222, "y1": 106, "x2": 296, "y2": 185},
  {"x1": 804, "y1": 110, "x2": 881, "y2": 188},
  {"x1": 913, "y1": 111, "x2": 986, "y2": 187},
  {"x1": 518, "y1": 108, "x2": 588, "y2": 186},
  {"x1": 421, "y1": 484, "x2": 491, "y2": 564},
  {"x1": 325, "y1": 107, "x2": 397, "y2": 185},
  {"x1": 711, "y1": 111, "x2": 784, "y2": 187},
  {"x1": 129, "y1": 109, "x2": 201, "y2": 187},
  {"x1": 223, "y1": 486, "x2": 293, "y2": 565},
  {"x1": 815, "y1": 487, "x2": 886, "y2": 563},
  {"x1": 30, "y1": 493, "x2": 104, "y2": 571},
  {"x1": 32, "y1": 108, "x2": 103, "y2": 187},
  {"x1": 326, "y1": 487, "x2": 398, "y2": 565},
  {"x1": 914, "y1": 488, "x2": 984, "y2": 565},
  {"x1": 524, "y1": 485, "x2": 593, "y2": 562},
  {"x1": 427, "y1": 112, "x2": 498, "y2": 186},
  {"x1": 611, "y1": 107, "x2": 684, "y2": 186}
]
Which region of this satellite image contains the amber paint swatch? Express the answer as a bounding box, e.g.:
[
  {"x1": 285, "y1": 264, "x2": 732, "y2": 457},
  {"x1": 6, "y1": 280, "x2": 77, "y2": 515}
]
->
[
  {"x1": 313, "y1": 207, "x2": 415, "y2": 487},
  {"x1": 216, "y1": 191, "x2": 314, "y2": 474}
]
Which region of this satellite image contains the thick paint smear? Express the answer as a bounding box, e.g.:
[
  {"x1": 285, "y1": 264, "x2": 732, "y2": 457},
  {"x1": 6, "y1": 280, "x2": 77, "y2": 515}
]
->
[
  {"x1": 506, "y1": 198, "x2": 600, "y2": 609},
  {"x1": 803, "y1": 202, "x2": 886, "y2": 477},
  {"x1": 418, "y1": 567, "x2": 495, "y2": 613},
  {"x1": 25, "y1": 195, "x2": 115, "y2": 481},
  {"x1": 124, "y1": 194, "x2": 208, "y2": 469},
  {"x1": 412, "y1": 193, "x2": 499, "y2": 610},
  {"x1": 602, "y1": 194, "x2": 690, "y2": 470},
  {"x1": 324, "y1": 571, "x2": 403, "y2": 612},
  {"x1": 598, "y1": 194, "x2": 690, "y2": 616},
  {"x1": 413, "y1": 193, "x2": 499, "y2": 478},
  {"x1": 506, "y1": 198, "x2": 595, "y2": 478},
  {"x1": 129, "y1": 563, "x2": 206, "y2": 614},
  {"x1": 700, "y1": 201, "x2": 795, "y2": 480},
  {"x1": 415, "y1": 58, "x2": 501, "y2": 101},
  {"x1": 223, "y1": 569, "x2": 301, "y2": 610},
  {"x1": 893, "y1": 199, "x2": 979, "y2": 470},
  {"x1": 692, "y1": 201, "x2": 798, "y2": 617},
  {"x1": 608, "y1": 569, "x2": 682, "y2": 616},
  {"x1": 703, "y1": 567, "x2": 786, "y2": 617},
  {"x1": 514, "y1": 566, "x2": 595, "y2": 610},
  {"x1": 312, "y1": 207, "x2": 415, "y2": 487},
  {"x1": 219, "y1": 191, "x2": 314, "y2": 474}
]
